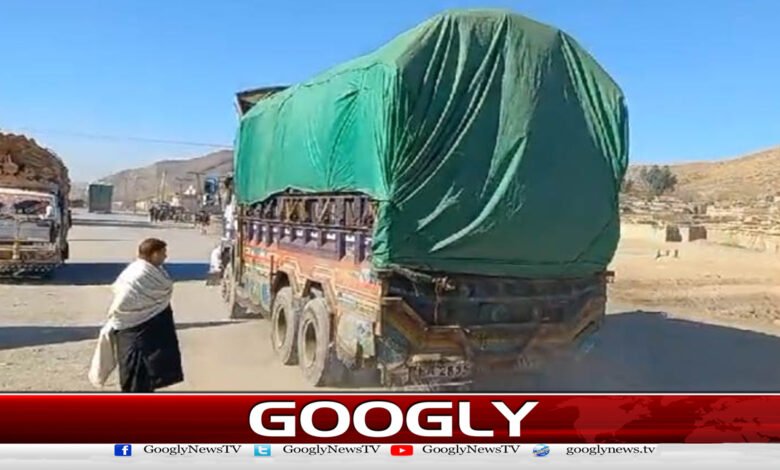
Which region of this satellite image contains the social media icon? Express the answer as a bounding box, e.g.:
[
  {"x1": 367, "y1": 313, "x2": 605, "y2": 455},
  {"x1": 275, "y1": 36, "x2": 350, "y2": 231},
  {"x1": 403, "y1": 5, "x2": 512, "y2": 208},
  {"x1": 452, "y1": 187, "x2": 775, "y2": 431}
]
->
[
  {"x1": 254, "y1": 444, "x2": 271, "y2": 457},
  {"x1": 533, "y1": 444, "x2": 550, "y2": 457},
  {"x1": 114, "y1": 444, "x2": 132, "y2": 457},
  {"x1": 390, "y1": 444, "x2": 413, "y2": 456}
]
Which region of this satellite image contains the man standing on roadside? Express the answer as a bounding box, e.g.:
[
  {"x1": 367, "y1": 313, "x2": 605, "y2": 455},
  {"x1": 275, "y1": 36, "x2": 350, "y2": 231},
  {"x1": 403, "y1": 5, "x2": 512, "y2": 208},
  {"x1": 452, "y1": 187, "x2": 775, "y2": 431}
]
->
[{"x1": 89, "y1": 238, "x2": 184, "y2": 392}]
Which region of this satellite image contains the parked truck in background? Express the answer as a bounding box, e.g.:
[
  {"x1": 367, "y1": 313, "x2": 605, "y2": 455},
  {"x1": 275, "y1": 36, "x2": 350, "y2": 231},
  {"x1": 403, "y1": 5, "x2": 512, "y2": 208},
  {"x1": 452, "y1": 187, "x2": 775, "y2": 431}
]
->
[
  {"x1": 87, "y1": 182, "x2": 113, "y2": 213},
  {"x1": 0, "y1": 133, "x2": 71, "y2": 276},
  {"x1": 221, "y1": 10, "x2": 629, "y2": 390}
]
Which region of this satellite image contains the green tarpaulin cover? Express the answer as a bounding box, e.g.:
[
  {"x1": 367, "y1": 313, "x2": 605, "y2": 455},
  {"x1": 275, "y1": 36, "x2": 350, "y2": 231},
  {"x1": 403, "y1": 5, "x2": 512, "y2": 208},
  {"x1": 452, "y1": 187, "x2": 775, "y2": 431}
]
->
[{"x1": 234, "y1": 9, "x2": 629, "y2": 278}]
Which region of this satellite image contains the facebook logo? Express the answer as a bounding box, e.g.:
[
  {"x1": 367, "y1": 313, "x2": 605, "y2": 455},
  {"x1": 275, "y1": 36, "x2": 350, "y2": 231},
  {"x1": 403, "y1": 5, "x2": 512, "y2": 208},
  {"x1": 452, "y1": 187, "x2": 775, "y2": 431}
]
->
[
  {"x1": 254, "y1": 444, "x2": 271, "y2": 457},
  {"x1": 114, "y1": 444, "x2": 132, "y2": 457}
]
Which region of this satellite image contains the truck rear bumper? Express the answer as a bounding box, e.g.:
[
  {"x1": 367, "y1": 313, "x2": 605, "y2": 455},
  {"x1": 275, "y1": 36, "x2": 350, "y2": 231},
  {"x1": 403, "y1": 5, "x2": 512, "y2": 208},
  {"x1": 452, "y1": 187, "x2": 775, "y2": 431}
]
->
[
  {"x1": 375, "y1": 275, "x2": 608, "y2": 388},
  {"x1": 0, "y1": 246, "x2": 61, "y2": 274}
]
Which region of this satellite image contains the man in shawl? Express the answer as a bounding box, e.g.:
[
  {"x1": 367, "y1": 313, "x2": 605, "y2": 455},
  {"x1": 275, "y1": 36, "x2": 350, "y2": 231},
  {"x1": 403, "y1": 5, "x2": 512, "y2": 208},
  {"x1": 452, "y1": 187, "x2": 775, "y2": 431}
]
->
[{"x1": 89, "y1": 238, "x2": 184, "y2": 392}]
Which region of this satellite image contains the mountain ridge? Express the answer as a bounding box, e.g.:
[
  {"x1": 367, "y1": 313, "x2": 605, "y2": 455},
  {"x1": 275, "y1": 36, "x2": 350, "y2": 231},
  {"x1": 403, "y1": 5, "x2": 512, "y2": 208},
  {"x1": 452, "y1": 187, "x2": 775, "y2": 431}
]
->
[
  {"x1": 82, "y1": 144, "x2": 780, "y2": 206},
  {"x1": 92, "y1": 149, "x2": 233, "y2": 205}
]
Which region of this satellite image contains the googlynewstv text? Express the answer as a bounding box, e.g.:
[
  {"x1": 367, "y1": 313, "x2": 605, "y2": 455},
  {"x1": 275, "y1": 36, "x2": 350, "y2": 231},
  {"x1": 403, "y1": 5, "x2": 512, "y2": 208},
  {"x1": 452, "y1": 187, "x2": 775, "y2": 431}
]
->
[{"x1": 1, "y1": 394, "x2": 780, "y2": 443}]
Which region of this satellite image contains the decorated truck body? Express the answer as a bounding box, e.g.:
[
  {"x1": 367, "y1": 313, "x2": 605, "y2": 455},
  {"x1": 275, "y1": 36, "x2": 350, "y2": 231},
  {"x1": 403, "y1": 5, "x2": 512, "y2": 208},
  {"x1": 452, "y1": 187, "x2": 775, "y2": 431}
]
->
[
  {"x1": 0, "y1": 133, "x2": 71, "y2": 276},
  {"x1": 222, "y1": 9, "x2": 629, "y2": 389}
]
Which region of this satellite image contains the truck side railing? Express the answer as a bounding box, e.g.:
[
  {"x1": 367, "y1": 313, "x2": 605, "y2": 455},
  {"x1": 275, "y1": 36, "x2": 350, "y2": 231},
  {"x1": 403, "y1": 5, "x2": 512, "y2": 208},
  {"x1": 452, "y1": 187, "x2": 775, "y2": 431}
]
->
[{"x1": 239, "y1": 192, "x2": 377, "y2": 263}]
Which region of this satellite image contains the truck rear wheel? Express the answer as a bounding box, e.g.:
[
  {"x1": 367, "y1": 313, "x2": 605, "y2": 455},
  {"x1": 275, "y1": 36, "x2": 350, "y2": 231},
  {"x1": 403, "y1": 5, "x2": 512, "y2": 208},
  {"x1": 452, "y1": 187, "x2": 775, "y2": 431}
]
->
[
  {"x1": 297, "y1": 297, "x2": 345, "y2": 387},
  {"x1": 271, "y1": 287, "x2": 298, "y2": 365},
  {"x1": 223, "y1": 262, "x2": 247, "y2": 319}
]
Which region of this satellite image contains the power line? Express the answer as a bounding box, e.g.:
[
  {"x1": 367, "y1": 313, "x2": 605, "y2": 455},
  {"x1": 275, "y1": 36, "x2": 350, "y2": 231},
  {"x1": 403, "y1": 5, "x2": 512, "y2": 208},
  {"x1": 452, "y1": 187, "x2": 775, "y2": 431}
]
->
[{"x1": 5, "y1": 126, "x2": 232, "y2": 148}]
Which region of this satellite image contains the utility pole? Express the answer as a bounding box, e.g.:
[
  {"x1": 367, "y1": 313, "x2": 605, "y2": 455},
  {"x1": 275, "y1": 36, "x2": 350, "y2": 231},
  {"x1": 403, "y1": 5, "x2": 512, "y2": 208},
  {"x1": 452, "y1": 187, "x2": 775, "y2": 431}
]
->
[
  {"x1": 175, "y1": 177, "x2": 184, "y2": 195},
  {"x1": 158, "y1": 170, "x2": 167, "y2": 203},
  {"x1": 131, "y1": 175, "x2": 138, "y2": 214},
  {"x1": 188, "y1": 171, "x2": 205, "y2": 203}
]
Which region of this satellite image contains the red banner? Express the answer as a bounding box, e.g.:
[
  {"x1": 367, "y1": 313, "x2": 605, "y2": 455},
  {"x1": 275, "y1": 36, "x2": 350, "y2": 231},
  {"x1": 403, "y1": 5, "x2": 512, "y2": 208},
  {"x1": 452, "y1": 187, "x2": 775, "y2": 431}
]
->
[{"x1": 1, "y1": 394, "x2": 779, "y2": 443}]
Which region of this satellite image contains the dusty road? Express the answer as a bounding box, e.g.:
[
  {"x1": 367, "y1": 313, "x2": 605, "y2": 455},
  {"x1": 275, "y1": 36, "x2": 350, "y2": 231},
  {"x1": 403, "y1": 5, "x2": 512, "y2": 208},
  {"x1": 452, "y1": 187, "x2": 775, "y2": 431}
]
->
[
  {"x1": 1, "y1": 221, "x2": 780, "y2": 392},
  {"x1": 0, "y1": 223, "x2": 315, "y2": 391}
]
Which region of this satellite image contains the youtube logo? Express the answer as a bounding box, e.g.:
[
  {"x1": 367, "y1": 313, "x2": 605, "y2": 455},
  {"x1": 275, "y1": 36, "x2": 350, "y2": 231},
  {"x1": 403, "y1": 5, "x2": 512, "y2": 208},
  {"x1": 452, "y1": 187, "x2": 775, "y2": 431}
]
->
[{"x1": 390, "y1": 444, "x2": 414, "y2": 456}]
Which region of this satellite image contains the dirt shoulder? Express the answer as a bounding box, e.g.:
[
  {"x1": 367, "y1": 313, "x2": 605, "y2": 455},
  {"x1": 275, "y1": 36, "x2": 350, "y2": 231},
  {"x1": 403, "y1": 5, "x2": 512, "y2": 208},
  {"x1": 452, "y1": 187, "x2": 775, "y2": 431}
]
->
[{"x1": 609, "y1": 223, "x2": 780, "y2": 330}]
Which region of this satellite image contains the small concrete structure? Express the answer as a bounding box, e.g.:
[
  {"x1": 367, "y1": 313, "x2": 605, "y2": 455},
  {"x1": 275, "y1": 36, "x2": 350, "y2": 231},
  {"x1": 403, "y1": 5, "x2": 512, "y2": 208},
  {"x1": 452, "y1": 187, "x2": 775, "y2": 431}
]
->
[
  {"x1": 683, "y1": 225, "x2": 708, "y2": 242},
  {"x1": 665, "y1": 225, "x2": 682, "y2": 242}
]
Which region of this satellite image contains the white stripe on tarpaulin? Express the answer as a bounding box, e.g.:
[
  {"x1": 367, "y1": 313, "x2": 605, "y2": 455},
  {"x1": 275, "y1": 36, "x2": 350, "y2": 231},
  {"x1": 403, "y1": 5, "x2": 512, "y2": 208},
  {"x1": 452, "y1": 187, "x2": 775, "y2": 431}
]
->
[{"x1": 0, "y1": 444, "x2": 775, "y2": 469}]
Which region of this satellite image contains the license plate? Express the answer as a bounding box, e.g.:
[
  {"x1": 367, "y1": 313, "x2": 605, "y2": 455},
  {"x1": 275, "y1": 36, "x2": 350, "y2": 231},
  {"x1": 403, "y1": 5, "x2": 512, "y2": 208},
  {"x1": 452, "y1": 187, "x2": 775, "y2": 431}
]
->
[{"x1": 418, "y1": 362, "x2": 471, "y2": 380}]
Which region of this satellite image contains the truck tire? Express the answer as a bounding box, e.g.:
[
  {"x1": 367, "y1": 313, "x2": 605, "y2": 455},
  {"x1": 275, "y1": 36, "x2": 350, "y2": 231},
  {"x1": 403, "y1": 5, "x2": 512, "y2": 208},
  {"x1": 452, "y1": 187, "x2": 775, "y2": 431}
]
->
[
  {"x1": 223, "y1": 262, "x2": 247, "y2": 319},
  {"x1": 297, "y1": 297, "x2": 345, "y2": 387},
  {"x1": 271, "y1": 287, "x2": 298, "y2": 365}
]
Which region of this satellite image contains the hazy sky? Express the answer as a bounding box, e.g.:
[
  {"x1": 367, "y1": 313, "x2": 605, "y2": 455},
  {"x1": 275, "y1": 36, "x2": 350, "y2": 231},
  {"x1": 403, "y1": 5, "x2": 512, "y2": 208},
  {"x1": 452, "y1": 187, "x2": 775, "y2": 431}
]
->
[{"x1": 1, "y1": 0, "x2": 779, "y2": 181}]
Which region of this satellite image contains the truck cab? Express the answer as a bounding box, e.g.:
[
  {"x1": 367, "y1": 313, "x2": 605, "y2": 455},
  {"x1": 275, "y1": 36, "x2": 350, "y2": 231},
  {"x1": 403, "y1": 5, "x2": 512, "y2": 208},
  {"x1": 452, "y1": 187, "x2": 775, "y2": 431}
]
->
[{"x1": 0, "y1": 187, "x2": 69, "y2": 275}]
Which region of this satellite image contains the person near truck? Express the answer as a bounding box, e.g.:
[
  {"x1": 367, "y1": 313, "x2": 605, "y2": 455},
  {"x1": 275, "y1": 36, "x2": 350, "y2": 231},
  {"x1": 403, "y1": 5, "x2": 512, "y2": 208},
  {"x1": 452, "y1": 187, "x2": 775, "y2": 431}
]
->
[
  {"x1": 41, "y1": 200, "x2": 58, "y2": 242},
  {"x1": 43, "y1": 202, "x2": 53, "y2": 219},
  {"x1": 88, "y1": 238, "x2": 184, "y2": 392},
  {"x1": 223, "y1": 198, "x2": 236, "y2": 241},
  {"x1": 197, "y1": 210, "x2": 210, "y2": 235}
]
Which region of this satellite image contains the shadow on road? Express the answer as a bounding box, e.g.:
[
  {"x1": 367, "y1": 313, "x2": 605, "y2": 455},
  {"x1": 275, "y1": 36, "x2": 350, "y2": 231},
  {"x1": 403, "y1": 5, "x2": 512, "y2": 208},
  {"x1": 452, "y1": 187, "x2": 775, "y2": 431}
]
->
[
  {"x1": 0, "y1": 321, "x2": 241, "y2": 351},
  {"x1": 288, "y1": 310, "x2": 780, "y2": 392},
  {"x1": 474, "y1": 310, "x2": 780, "y2": 392},
  {"x1": 6, "y1": 310, "x2": 780, "y2": 393},
  {"x1": 0, "y1": 262, "x2": 210, "y2": 286}
]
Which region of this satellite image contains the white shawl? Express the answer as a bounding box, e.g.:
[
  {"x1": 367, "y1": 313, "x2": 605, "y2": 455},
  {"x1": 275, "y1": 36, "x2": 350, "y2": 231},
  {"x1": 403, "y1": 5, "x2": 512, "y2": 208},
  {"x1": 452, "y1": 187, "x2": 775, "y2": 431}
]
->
[{"x1": 88, "y1": 259, "x2": 174, "y2": 388}]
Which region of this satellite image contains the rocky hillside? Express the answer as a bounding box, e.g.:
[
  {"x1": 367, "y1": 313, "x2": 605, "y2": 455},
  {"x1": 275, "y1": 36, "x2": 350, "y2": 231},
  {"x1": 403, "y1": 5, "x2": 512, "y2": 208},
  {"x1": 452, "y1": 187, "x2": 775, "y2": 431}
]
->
[
  {"x1": 98, "y1": 149, "x2": 232, "y2": 205},
  {"x1": 93, "y1": 142, "x2": 780, "y2": 206},
  {"x1": 628, "y1": 146, "x2": 780, "y2": 202}
]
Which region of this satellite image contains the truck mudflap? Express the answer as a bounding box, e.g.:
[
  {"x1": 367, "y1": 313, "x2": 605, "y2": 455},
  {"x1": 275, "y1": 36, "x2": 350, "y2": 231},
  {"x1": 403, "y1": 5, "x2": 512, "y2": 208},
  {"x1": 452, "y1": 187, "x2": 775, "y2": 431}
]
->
[{"x1": 375, "y1": 272, "x2": 609, "y2": 389}]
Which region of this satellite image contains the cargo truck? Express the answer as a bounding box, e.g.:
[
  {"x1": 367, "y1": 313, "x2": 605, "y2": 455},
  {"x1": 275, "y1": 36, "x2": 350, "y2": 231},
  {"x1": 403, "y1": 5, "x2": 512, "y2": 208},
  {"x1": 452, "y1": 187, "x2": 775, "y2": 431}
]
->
[
  {"x1": 0, "y1": 133, "x2": 71, "y2": 276},
  {"x1": 87, "y1": 182, "x2": 113, "y2": 213},
  {"x1": 221, "y1": 10, "x2": 629, "y2": 389}
]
